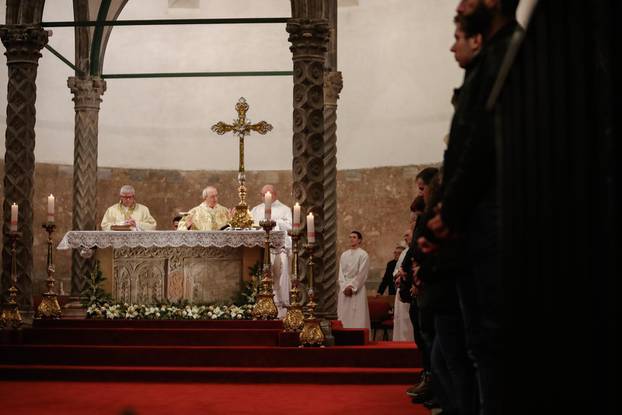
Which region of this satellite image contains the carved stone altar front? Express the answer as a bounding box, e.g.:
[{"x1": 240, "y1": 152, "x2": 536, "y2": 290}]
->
[
  {"x1": 113, "y1": 246, "x2": 242, "y2": 305},
  {"x1": 57, "y1": 230, "x2": 286, "y2": 305}
]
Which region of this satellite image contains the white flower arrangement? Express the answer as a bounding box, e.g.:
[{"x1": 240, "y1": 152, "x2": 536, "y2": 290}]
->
[{"x1": 86, "y1": 302, "x2": 254, "y2": 320}]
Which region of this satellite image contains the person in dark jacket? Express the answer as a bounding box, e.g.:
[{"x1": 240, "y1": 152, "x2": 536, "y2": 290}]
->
[
  {"x1": 424, "y1": 2, "x2": 521, "y2": 414},
  {"x1": 402, "y1": 168, "x2": 438, "y2": 402},
  {"x1": 418, "y1": 168, "x2": 476, "y2": 415},
  {"x1": 411, "y1": 13, "x2": 483, "y2": 415},
  {"x1": 376, "y1": 246, "x2": 404, "y2": 296}
]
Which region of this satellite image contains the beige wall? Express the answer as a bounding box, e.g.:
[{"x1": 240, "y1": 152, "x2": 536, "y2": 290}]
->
[
  {"x1": 0, "y1": 0, "x2": 460, "y2": 170},
  {"x1": 0, "y1": 161, "x2": 437, "y2": 297}
]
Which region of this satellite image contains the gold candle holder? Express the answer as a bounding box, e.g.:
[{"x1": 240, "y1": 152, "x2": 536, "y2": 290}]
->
[
  {"x1": 35, "y1": 223, "x2": 62, "y2": 319},
  {"x1": 283, "y1": 229, "x2": 304, "y2": 332},
  {"x1": 299, "y1": 242, "x2": 325, "y2": 346},
  {"x1": 1, "y1": 231, "x2": 23, "y2": 329},
  {"x1": 251, "y1": 219, "x2": 278, "y2": 320},
  {"x1": 229, "y1": 171, "x2": 254, "y2": 229}
]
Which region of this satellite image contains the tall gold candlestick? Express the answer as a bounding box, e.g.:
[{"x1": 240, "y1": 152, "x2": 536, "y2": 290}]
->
[
  {"x1": 251, "y1": 219, "x2": 278, "y2": 320},
  {"x1": 35, "y1": 223, "x2": 62, "y2": 319},
  {"x1": 283, "y1": 229, "x2": 304, "y2": 332},
  {"x1": 299, "y1": 242, "x2": 325, "y2": 346},
  {"x1": 1, "y1": 231, "x2": 23, "y2": 329}
]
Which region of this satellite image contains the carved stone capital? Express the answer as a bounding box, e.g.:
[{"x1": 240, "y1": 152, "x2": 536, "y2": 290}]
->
[
  {"x1": 324, "y1": 71, "x2": 343, "y2": 106},
  {"x1": 287, "y1": 19, "x2": 329, "y2": 59},
  {"x1": 0, "y1": 26, "x2": 48, "y2": 65},
  {"x1": 68, "y1": 76, "x2": 107, "y2": 110}
]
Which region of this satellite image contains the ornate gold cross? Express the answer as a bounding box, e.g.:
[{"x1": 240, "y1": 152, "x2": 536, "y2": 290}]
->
[{"x1": 211, "y1": 97, "x2": 273, "y2": 228}]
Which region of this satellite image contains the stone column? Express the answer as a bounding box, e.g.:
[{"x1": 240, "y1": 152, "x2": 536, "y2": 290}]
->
[
  {"x1": 321, "y1": 71, "x2": 342, "y2": 319},
  {"x1": 286, "y1": 17, "x2": 329, "y2": 315},
  {"x1": 67, "y1": 77, "x2": 106, "y2": 295},
  {"x1": 0, "y1": 26, "x2": 48, "y2": 309}
]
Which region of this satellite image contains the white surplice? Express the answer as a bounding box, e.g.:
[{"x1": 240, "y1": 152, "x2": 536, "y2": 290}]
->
[
  {"x1": 392, "y1": 247, "x2": 414, "y2": 341},
  {"x1": 337, "y1": 247, "x2": 371, "y2": 333},
  {"x1": 250, "y1": 200, "x2": 292, "y2": 319}
]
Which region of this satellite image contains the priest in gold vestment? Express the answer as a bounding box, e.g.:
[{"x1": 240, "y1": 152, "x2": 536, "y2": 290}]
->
[
  {"x1": 177, "y1": 185, "x2": 231, "y2": 231},
  {"x1": 100, "y1": 185, "x2": 157, "y2": 231}
]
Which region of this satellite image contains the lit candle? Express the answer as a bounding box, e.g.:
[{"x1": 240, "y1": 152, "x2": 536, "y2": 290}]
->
[
  {"x1": 10, "y1": 203, "x2": 18, "y2": 232},
  {"x1": 47, "y1": 194, "x2": 55, "y2": 223},
  {"x1": 306, "y1": 212, "x2": 315, "y2": 243},
  {"x1": 264, "y1": 191, "x2": 272, "y2": 221},
  {"x1": 293, "y1": 202, "x2": 301, "y2": 230}
]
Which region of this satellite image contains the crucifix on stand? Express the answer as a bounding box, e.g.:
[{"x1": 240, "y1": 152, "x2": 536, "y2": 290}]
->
[{"x1": 211, "y1": 97, "x2": 273, "y2": 228}]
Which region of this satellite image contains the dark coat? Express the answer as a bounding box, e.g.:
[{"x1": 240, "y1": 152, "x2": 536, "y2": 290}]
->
[
  {"x1": 441, "y1": 21, "x2": 520, "y2": 237},
  {"x1": 377, "y1": 259, "x2": 397, "y2": 295}
]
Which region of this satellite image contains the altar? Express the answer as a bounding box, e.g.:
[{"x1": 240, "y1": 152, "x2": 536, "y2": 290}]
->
[{"x1": 58, "y1": 230, "x2": 286, "y2": 305}]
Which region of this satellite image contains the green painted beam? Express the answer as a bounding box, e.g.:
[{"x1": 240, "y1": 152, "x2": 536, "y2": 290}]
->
[
  {"x1": 44, "y1": 44, "x2": 85, "y2": 75},
  {"x1": 89, "y1": 0, "x2": 112, "y2": 76},
  {"x1": 101, "y1": 71, "x2": 293, "y2": 79},
  {"x1": 42, "y1": 17, "x2": 288, "y2": 28}
]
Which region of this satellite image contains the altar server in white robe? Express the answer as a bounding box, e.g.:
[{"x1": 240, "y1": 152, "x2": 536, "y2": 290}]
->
[
  {"x1": 100, "y1": 185, "x2": 157, "y2": 231},
  {"x1": 392, "y1": 227, "x2": 415, "y2": 341},
  {"x1": 338, "y1": 231, "x2": 371, "y2": 334},
  {"x1": 250, "y1": 184, "x2": 292, "y2": 319}
]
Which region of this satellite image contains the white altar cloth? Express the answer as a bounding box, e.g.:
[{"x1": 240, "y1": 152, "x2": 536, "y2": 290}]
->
[{"x1": 57, "y1": 230, "x2": 286, "y2": 251}]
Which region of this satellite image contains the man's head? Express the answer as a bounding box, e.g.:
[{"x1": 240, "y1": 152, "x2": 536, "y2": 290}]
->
[
  {"x1": 456, "y1": 0, "x2": 518, "y2": 37},
  {"x1": 451, "y1": 14, "x2": 483, "y2": 68},
  {"x1": 393, "y1": 246, "x2": 405, "y2": 260},
  {"x1": 416, "y1": 167, "x2": 440, "y2": 197},
  {"x1": 202, "y1": 186, "x2": 219, "y2": 208},
  {"x1": 119, "y1": 185, "x2": 136, "y2": 208},
  {"x1": 350, "y1": 231, "x2": 363, "y2": 248},
  {"x1": 260, "y1": 184, "x2": 276, "y2": 201}
]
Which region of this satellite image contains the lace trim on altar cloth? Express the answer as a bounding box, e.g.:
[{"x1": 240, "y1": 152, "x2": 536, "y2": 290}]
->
[{"x1": 57, "y1": 230, "x2": 287, "y2": 251}]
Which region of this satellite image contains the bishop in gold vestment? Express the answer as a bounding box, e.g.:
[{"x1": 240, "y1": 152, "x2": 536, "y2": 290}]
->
[
  {"x1": 100, "y1": 185, "x2": 157, "y2": 231},
  {"x1": 177, "y1": 185, "x2": 231, "y2": 231}
]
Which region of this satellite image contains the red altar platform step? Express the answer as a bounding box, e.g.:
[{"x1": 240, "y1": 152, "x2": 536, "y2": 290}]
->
[{"x1": 0, "y1": 319, "x2": 421, "y2": 384}]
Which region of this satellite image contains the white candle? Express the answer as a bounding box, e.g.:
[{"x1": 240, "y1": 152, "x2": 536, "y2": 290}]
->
[
  {"x1": 10, "y1": 203, "x2": 18, "y2": 232},
  {"x1": 306, "y1": 212, "x2": 315, "y2": 243},
  {"x1": 293, "y1": 202, "x2": 301, "y2": 230},
  {"x1": 264, "y1": 191, "x2": 272, "y2": 221},
  {"x1": 47, "y1": 194, "x2": 55, "y2": 223}
]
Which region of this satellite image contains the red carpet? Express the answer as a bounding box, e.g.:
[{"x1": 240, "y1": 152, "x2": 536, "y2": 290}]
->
[
  {"x1": 0, "y1": 381, "x2": 431, "y2": 415},
  {"x1": 6, "y1": 319, "x2": 384, "y2": 346},
  {"x1": 1, "y1": 319, "x2": 420, "y2": 384},
  {"x1": 0, "y1": 320, "x2": 426, "y2": 414}
]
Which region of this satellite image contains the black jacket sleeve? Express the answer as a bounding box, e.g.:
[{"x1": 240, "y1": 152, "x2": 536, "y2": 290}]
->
[{"x1": 377, "y1": 260, "x2": 396, "y2": 295}]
